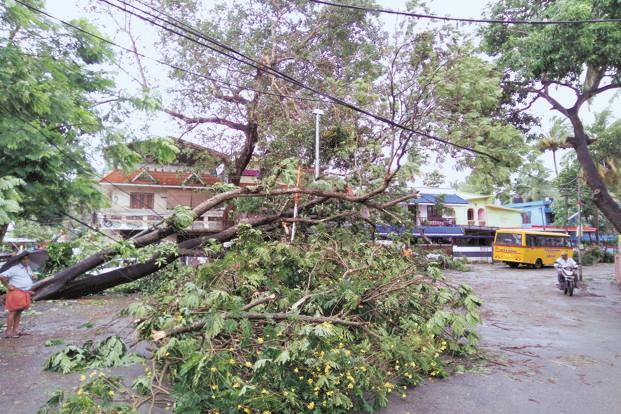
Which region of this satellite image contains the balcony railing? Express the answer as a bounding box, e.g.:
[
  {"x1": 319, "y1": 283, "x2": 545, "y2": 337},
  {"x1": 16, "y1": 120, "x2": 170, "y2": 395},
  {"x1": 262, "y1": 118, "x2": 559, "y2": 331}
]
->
[
  {"x1": 417, "y1": 217, "x2": 456, "y2": 226},
  {"x1": 97, "y1": 208, "x2": 226, "y2": 232}
]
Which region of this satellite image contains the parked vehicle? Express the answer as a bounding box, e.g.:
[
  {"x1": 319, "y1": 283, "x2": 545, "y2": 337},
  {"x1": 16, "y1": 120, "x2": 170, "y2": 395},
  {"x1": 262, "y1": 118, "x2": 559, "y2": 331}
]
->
[
  {"x1": 556, "y1": 263, "x2": 578, "y2": 296},
  {"x1": 493, "y1": 229, "x2": 573, "y2": 269}
]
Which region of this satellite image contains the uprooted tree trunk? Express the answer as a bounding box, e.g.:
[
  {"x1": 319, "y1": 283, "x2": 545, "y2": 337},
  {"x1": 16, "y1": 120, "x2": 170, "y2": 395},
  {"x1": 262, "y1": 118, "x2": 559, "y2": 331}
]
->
[{"x1": 34, "y1": 181, "x2": 415, "y2": 300}]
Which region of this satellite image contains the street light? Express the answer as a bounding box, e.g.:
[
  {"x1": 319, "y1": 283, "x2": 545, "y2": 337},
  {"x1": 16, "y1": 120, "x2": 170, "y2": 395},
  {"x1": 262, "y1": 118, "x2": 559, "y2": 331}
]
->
[{"x1": 312, "y1": 109, "x2": 325, "y2": 179}]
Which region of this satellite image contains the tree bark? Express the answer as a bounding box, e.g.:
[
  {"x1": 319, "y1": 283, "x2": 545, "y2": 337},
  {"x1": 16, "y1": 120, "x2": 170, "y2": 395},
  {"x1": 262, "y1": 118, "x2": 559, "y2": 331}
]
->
[
  {"x1": 34, "y1": 196, "x2": 329, "y2": 300},
  {"x1": 568, "y1": 114, "x2": 621, "y2": 232},
  {"x1": 0, "y1": 223, "x2": 8, "y2": 244}
]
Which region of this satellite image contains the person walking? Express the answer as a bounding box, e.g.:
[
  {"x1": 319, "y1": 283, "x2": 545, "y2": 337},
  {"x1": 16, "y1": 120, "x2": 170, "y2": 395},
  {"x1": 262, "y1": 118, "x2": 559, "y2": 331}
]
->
[{"x1": 0, "y1": 252, "x2": 37, "y2": 338}]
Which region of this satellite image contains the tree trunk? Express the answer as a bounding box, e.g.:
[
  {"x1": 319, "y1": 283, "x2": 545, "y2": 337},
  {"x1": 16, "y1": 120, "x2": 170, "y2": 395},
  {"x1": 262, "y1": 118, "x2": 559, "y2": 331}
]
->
[
  {"x1": 35, "y1": 197, "x2": 328, "y2": 300},
  {"x1": 33, "y1": 187, "x2": 253, "y2": 298},
  {"x1": 569, "y1": 116, "x2": 621, "y2": 232},
  {"x1": 0, "y1": 223, "x2": 8, "y2": 244},
  {"x1": 552, "y1": 150, "x2": 559, "y2": 178}
]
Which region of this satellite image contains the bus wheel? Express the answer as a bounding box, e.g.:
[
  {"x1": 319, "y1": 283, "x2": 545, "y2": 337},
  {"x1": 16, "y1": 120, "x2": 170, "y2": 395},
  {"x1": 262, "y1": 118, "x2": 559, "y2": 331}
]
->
[
  {"x1": 534, "y1": 259, "x2": 543, "y2": 269},
  {"x1": 507, "y1": 262, "x2": 519, "y2": 268}
]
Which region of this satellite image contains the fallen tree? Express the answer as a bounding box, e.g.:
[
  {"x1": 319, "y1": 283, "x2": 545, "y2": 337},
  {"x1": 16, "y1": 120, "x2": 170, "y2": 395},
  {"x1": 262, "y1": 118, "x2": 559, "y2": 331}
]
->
[
  {"x1": 34, "y1": 184, "x2": 416, "y2": 300},
  {"x1": 40, "y1": 229, "x2": 482, "y2": 414}
]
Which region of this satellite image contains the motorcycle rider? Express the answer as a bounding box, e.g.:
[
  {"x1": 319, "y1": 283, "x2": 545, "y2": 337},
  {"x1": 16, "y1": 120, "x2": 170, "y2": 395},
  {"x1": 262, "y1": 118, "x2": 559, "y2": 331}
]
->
[{"x1": 554, "y1": 252, "x2": 577, "y2": 284}]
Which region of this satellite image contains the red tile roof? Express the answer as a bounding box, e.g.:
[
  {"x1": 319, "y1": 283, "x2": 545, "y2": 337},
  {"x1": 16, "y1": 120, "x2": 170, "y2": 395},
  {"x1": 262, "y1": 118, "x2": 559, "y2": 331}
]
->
[{"x1": 100, "y1": 169, "x2": 221, "y2": 187}]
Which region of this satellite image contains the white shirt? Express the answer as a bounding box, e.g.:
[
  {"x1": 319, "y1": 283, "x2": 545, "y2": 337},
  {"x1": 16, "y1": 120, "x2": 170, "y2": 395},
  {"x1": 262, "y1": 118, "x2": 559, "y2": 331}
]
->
[
  {"x1": 554, "y1": 257, "x2": 577, "y2": 269},
  {"x1": 1, "y1": 264, "x2": 34, "y2": 291}
]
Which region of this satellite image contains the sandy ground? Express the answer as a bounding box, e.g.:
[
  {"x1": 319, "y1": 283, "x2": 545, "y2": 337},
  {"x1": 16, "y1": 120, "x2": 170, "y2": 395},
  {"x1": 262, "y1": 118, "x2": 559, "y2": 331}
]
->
[{"x1": 383, "y1": 262, "x2": 621, "y2": 414}]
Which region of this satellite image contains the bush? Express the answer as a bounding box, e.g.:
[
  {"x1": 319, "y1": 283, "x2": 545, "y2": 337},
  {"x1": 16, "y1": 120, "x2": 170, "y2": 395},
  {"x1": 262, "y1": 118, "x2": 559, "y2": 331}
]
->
[{"x1": 576, "y1": 245, "x2": 613, "y2": 266}]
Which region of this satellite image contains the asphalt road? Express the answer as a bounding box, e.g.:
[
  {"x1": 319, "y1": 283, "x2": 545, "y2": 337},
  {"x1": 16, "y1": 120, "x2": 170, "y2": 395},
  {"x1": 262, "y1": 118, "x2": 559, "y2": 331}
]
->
[{"x1": 384, "y1": 263, "x2": 621, "y2": 414}]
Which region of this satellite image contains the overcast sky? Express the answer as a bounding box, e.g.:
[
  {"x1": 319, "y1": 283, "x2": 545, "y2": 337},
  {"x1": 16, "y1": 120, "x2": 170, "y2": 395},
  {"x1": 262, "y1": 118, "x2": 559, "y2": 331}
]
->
[{"x1": 45, "y1": 0, "x2": 619, "y2": 186}]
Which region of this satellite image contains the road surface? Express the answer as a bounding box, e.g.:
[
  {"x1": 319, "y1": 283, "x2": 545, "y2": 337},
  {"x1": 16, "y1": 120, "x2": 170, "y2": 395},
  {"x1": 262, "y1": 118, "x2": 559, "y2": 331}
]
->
[{"x1": 384, "y1": 263, "x2": 621, "y2": 414}]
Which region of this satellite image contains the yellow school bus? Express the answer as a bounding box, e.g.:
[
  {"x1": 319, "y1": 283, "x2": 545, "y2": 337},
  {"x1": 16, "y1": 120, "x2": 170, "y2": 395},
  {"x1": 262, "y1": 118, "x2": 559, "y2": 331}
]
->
[{"x1": 493, "y1": 229, "x2": 573, "y2": 269}]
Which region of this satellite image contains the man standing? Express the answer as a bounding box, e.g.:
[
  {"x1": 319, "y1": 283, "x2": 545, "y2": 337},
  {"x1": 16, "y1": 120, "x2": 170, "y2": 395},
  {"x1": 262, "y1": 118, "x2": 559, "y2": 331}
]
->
[
  {"x1": 0, "y1": 252, "x2": 37, "y2": 338},
  {"x1": 554, "y1": 252, "x2": 577, "y2": 284}
]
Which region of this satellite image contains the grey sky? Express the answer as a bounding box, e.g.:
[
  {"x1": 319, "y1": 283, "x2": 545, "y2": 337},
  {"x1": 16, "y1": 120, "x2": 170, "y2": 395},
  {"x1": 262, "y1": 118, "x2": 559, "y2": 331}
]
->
[{"x1": 45, "y1": 0, "x2": 619, "y2": 186}]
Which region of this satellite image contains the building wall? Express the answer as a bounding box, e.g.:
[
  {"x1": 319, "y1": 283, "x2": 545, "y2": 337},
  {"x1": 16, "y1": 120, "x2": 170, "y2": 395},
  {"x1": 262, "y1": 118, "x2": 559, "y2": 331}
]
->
[
  {"x1": 486, "y1": 208, "x2": 522, "y2": 228},
  {"x1": 454, "y1": 197, "x2": 492, "y2": 226},
  {"x1": 504, "y1": 202, "x2": 552, "y2": 227},
  {"x1": 106, "y1": 186, "x2": 168, "y2": 212}
]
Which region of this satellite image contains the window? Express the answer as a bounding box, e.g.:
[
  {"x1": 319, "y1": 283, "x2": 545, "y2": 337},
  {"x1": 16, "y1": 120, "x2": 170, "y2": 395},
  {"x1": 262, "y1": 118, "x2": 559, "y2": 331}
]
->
[
  {"x1": 130, "y1": 192, "x2": 154, "y2": 209},
  {"x1": 495, "y1": 233, "x2": 523, "y2": 246},
  {"x1": 427, "y1": 205, "x2": 441, "y2": 218},
  {"x1": 467, "y1": 208, "x2": 474, "y2": 221},
  {"x1": 522, "y1": 212, "x2": 531, "y2": 224},
  {"x1": 526, "y1": 235, "x2": 543, "y2": 247}
]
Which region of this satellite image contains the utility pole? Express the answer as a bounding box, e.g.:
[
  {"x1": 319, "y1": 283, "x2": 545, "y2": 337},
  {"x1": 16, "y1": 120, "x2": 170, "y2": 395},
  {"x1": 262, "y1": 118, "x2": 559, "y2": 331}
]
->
[
  {"x1": 290, "y1": 166, "x2": 303, "y2": 243},
  {"x1": 577, "y1": 178, "x2": 583, "y2": 281},
  {"x1": 312, "y1": 109, "x2": 324, "y2": 179}
]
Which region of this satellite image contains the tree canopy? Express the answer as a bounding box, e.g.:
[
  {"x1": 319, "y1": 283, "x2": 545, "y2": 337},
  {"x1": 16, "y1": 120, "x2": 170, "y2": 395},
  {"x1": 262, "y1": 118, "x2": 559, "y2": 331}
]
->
[
  {"x1": 482, "y1": 0, "x2": 621, "y2": 231},
  {"x1": 0, "y1": 1, "x2": 114, "y2": 235}
]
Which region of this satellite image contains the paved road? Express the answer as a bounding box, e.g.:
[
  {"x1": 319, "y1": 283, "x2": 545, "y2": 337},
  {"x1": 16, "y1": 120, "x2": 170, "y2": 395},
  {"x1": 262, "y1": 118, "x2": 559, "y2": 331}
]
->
[
  {"x1": 384, "y1": 263, "x2": 621, "y2": 414},
  {"x1": 0, "y1": 295, "x2": 143, "y2": 413}
]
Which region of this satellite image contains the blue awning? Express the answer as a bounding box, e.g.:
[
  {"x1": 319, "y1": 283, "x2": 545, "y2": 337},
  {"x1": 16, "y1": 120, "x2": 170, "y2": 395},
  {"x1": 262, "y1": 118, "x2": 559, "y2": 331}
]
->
[
  {"x1": 410, "y1": 193, "x2": 468, "y2": 205},
  {"x1": 376, "y1": 225, "x2": 464, "y2": 237}
]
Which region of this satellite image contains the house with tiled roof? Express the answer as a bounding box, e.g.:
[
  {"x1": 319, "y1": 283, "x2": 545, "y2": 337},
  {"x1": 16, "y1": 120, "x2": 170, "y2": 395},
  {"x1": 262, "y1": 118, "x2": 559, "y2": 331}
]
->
[{"x1": 96, "y1": 141, "x2": 259, "y2": 238}]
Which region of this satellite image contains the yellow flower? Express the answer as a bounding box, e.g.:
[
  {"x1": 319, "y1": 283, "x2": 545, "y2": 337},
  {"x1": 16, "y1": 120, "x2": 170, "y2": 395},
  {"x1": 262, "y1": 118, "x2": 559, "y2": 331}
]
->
[
  {"x1": 294, "y1": 368, "x2": 299, "y2": 373},
  {"x1": 360, "y1": 366, "x2": 366, "y2": 372},
  {"x1": 262, "y1": 411, "x2": 271, "y2": 414},
  {"x1": 307, "y1": 378, "x2": 314, "y2": 385},
  {"x1": 232, "y1": 383, "x2": 240, "y2": 389},
  {"x1": 210, "y1": 367, "x2": 217, "y2": 372},
  {"x1": 307, "y1": 402, "x2": 315, "y2": 409},
  {"x1": 108, "y1": 390, "x2": 115, "y2": 397},
  {"x1": 79, "y1": 374, "x2": 86, "y2": 382},
  {"x1": 89, "y1": 371, "x2": 97, "y2": 378},
  {"x1": 244, "y1": 361, "x2": 253, "y2": 368},
  {"x1": 299, "y1": 376, "x2": 304, "y2": 380},
  {"x1": 229, "y1": 358, "x2": 235, "y2": 364},
  {"x1": 434, "y1": 353, "x2": 439, "y2": 358},
  {"x1": 244, "y1": 409, "x2": 250, "y2": 414},
  {"x1": 257, "y1": 337, "x2": 264, "y2": 344},
  {"x1": 401, "y1": 393, "x2": 407, "y2": 399},
  {"x1": 347, "y1": 383, "x2": 354, "y2": 389},
  {"x1": 210, "y1": 384, "x2": 218, "y2": 390},
  {"x1": 77, "y1": 388, "x2": 83, "y2": 396},
  {"x1": 261, "y1": 388, "x2": 268, "y2": 395}
]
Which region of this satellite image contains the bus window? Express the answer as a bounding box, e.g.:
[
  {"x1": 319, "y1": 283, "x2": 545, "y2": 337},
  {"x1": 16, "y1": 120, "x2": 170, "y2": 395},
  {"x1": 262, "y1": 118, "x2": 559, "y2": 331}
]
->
[
  {"x1": 496, "y1": 233, "x2": 522, "y2": 246},
  {"x1": 526, "y1": 235, "x2": 543, "y2": 247}
]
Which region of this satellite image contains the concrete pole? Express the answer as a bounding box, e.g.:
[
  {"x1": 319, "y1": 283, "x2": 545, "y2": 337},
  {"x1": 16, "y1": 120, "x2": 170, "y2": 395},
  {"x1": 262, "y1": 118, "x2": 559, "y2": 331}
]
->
[{"x1": 312, "y1": 109, "x2": 324, "y2": 180}]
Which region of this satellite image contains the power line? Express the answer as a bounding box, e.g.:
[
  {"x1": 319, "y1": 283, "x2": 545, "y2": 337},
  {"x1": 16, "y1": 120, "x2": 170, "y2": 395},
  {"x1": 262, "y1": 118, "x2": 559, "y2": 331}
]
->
[
  {"x1": 102, "y1": 0, "x2": 500, "y2": 161},
  {"x1": 12, "y1": 0, "x2": 319, "y2": 103},
  {"x1": 309, "y1": 0, "x2": 621, "y2": 25}
]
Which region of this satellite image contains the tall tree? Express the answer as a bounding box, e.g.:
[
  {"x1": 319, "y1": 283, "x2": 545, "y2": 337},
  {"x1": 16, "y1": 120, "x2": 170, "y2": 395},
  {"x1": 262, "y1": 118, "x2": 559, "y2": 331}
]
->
[
  {"x1": 538, "y1": 117, "x2": 571, "y2": 178},
  {"x1": 0, "y1": 1, "x2": 115, "y2": 240},
  {"x1": 483, "y1": 0, "x2": 621, "y2": 231}
]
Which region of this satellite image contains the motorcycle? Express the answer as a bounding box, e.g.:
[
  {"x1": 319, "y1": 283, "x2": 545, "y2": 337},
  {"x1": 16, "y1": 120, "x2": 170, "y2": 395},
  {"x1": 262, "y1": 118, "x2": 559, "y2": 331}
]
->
[{"x1": 556, "y1": 264, "x2": 578, "y2": 296}]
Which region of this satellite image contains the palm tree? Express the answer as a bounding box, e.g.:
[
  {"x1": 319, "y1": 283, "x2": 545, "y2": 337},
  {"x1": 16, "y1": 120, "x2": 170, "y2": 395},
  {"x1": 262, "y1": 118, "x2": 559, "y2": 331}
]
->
[{"x1": 538, "y1": 118, "x2": 571, "y2": 178}]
